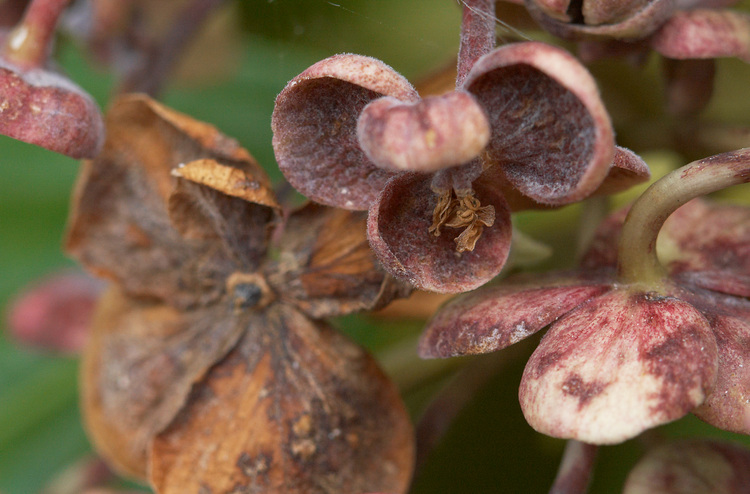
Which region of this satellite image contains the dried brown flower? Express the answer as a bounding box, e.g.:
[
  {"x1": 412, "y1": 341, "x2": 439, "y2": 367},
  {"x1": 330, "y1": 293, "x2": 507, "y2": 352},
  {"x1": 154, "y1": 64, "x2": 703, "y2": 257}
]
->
[{"x1": 67, "y1": 94, "x2": 414, "y2": 493}]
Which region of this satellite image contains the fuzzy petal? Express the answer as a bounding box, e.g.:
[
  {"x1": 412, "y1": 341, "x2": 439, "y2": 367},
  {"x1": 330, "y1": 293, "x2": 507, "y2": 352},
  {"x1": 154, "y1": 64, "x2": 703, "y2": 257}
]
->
[
  {"x1": 464, "y1": 42, "x2": 614, "y2": 205},
  {"x1": 357, "y1": 91, "x2": 491, "y2": 172},
  {"x1": 150, "y1": 305, "x2": 414, "y2": 494},
  {"x1": 623, "y1": 439, "x2": 750, "y2": 494},
  {"x1": 0, "y1": 60, "x2": 104, "y2": 158},
  {"x1": 272, "y1": 54, "x2": 418, "y2": 210},
  {"x1": 367, "y1": 172, "x2": 512, "y2": 293},
  {"x1": 81, "y1": 287, "x2": 247, "y2": 479},
  {"x1": 520, "y1": 289, "x2": 718, "y2": 444},
  {"x1": 267, "y1": 203, "x2": 411, "y2": 319},
  {"x1": 418, "y1": 273, "x2": 610, "y2": 358},
  {"x1": 651, "y1": 10, "x2": 750, "y2": 63},
  {"x1": 66, "y1": 95, "x2": 262, "y2": 309}
]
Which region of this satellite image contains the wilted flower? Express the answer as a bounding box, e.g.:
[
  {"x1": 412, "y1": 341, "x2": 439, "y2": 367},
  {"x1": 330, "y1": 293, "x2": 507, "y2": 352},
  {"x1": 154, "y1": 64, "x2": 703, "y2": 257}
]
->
[
  {"x1": 271, "y1": 0, "x2": 651, "y2": 293},
  {"x1": 419, "y1": 148, "x2": 750, "y2": 444},
  {"x1": 0, "y1": 0, "x2": 104, "y2": 158},
  {"x1": 67, "y1": 94, "x2": 414, "y2": 493}
]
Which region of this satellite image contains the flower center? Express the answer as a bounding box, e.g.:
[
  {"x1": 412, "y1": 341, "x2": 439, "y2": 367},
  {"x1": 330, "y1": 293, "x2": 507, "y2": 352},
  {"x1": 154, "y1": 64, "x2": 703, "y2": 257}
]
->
[
  {"x1": 429, "y1": 189, "x2": 495, "y2": 253},
  {"x1": 226, "y1": 272, "x2": 274, "y2": 311}
]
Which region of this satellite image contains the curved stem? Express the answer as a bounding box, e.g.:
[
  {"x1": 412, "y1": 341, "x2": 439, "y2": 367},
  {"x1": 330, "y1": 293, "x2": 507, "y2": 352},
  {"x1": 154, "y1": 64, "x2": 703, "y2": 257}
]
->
[
  {"x1": 456, "y1": 0, "x2": 495, "y2": 87},
  {"x1": 3, "y1": 0, "x2": 69, "y2": 68},
  {"x1": 617, "y1": 148, "x2": 750, "y2": 285},
  {"x1": 549, "y1": 440, "x2": 598, "y2": 494}
]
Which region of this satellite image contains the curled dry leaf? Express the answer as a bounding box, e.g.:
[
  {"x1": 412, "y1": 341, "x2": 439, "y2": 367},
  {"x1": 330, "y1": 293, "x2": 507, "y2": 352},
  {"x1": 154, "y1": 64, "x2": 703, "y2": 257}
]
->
[{"x1": 69, "y1": 95, "x2": 414, "y2": 493}]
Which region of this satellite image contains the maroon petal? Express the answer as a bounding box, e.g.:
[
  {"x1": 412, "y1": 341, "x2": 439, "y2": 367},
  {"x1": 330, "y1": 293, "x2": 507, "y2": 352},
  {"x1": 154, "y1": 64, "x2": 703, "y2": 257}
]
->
[
  {"x1": 357, "y1": 91, "x2": 490, "y2": 172},
  {"x1": 418, "y1": 273, "x2": 611, "y2": 358},
  {"x1": 623, "y1": 439, "x2": 750, "y2": 494},
  {"x1": 367, "y1": 172, "x2": 511, "y2": 293},
  {"x1": 650, "y1": 10, "x2": 750, "y2": 62},
  {"x1": 520, "y1": 289, "x2": 718, "y2": 444},
  {"x1": 662, "y1": 58, "x2": 716, "y2": 117},
  {"x1": 272, "y1": 54, "x2": 418, "y2": 210},
  {"x1": 463, "y1": 42, "x2": 614, "y2": 205},
  {"x1": 0, "y1": 61, "x2": 104, "y2": 158}
]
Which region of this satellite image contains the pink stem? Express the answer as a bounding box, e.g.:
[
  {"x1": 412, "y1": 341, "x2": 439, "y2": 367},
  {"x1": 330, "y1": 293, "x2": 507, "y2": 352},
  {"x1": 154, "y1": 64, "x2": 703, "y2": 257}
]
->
[
  {"x1": 3, "y1": 0, "x2": 70, "y2": 68},
  {"x1": 549, "y1": 440, "x2": 598, "y2": 494},
  {"x1": 456, "y1": 0, "x2": 496, "y2": 87}
]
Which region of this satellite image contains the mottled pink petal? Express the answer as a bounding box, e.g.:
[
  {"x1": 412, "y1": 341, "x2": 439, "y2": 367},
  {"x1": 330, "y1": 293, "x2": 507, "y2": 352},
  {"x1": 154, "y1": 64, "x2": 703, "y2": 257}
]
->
[
  {"x1": 357, "y1": 91, "x2": 490, "y2": 172},
  {"x1": 271, "y1": 54, "x2": 418, "y2": 210},
  {"x1": 0, "y1": 60, "x2": 104, "y2": 158},
  {"x1": 583, "y1": 0, "x2": 652, "y2": 26},
  {"x1": 520, "y1": 289, "x2": 718, "y2": 444},
  {"x1": 651, "y1": 10, "x2": 750, "y2": 63},
  {"x1": 463, "y1": 42, "x2": 614, "y2": 205},
  {"x1": 6, "y1": 270, "x2": 104, "y2": 353},
  {"x1": 367, "y1": 171, "x2": 511, "y2": 293},
  {"x1": 418, "y1": 273, "x2": 611, "y2": 358},
  {"x1": 623, "y1": 439, "x2": 750, "y2": 494},
  {"x1": 693, "y1": 313, "x2": 750, "y2": 435}
]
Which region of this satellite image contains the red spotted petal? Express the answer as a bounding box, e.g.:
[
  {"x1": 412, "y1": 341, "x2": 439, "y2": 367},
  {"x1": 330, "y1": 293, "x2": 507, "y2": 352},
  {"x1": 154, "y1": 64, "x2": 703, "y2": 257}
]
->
[
  {"x1": 520, "y1": 289, "x2": 718, "y2": 444},
  {"x1": 418, "y1": 272, "x2": 611, "y2": 358}
]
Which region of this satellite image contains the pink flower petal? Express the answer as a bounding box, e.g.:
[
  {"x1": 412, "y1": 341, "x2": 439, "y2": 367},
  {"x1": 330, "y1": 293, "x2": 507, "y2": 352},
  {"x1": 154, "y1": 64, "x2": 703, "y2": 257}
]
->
[
  {"x1": 520, "y1": 289, "x2": 718, "y2": 444},
  {"x1": 463, "y1": 42, "x2": 614, "y2": 205},
  {"x1": 357, "y1": 91, "x2": 490, "y2": 173},
  {"x1": 367, "y1": 171, "x2": 511, "y2": 293},
  {"x1": 272, "y1": 54, "x2": 418, "y2": 210},
  {"x1": 418, "y1": 273, "x2": 611, "y2": 358},
  {"x1": 651, "y1": 10, "x2": 750, "y2": 62}
]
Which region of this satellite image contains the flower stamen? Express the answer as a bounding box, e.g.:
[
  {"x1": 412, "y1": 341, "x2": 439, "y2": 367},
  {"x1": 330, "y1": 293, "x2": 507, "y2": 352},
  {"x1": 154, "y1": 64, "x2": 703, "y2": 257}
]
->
[{"x1": 429, "y1": 189, "x2": 495, "y2": 252}]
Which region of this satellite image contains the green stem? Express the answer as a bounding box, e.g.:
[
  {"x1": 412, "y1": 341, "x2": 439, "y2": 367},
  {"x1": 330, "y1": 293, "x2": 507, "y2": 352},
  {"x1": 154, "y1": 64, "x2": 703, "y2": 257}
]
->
[
  {"x1": 2, "y1": 0, "x2": 70, "y2": 68},
  {"x1": 617, "y1": 148, "x2": 750, "y2": 285}
]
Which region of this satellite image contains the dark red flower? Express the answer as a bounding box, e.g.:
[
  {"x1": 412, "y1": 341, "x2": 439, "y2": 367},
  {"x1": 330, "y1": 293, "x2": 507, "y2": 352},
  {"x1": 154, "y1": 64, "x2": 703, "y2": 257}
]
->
[{"x1": 272, "y1": 40, "x2": 648, "y2": 293}]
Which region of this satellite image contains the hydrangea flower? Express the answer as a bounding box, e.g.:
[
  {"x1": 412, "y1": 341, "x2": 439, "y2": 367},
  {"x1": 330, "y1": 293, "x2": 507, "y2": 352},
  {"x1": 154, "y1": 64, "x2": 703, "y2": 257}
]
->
[
  {"x1": 272, "y1": 10, "x2": 650, "y2": 293},
  {"x1": 67, "y1": 94, "x2": 414, "y2": 493},
  {"x1": 419, "y1": 148, "x2": 750, "y2": 443}
]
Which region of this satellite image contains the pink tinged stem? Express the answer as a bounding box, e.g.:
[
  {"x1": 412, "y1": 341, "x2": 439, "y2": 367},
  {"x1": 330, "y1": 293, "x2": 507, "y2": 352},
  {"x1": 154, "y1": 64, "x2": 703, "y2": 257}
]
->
[
  {"x1": 549, "y1": 441, "x2": 598, "y2": 494},
  {"x1": 2, "y1": 0, "x2": 70, "y2": 68},
  {"x1": 456, "y1": 0, "x2": 496, "y2": 87},
  {"x1": 617, "y1": 148, "x2": 750, "y2": 285}
]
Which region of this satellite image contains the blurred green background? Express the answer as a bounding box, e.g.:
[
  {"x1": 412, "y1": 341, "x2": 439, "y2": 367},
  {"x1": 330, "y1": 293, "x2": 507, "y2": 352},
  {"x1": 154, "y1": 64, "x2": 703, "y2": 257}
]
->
[{"x1": 2, "y1": 1, "x2": 750, "y2": 493}]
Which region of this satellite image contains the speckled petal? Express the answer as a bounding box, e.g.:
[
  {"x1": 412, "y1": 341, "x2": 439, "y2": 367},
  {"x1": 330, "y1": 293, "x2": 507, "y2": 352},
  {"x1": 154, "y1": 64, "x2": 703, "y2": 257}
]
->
[
  {"x1": 520, "y1": 289, "x2": 718, "y2": 444},
  {"x1": 272, "y1": 54, "x2": 419, "y2": 210},
  {"x1": 463, "y1": 42, "x2": 614, "y2": 205},
  {"x1": 651, "y1": 10, "x2": 750, "y2": 63},
  {"x1": 367, "y1": 171, "x2": 511, "y2": 293},
  {"x1": 623, "y1": 439, "x2": 750, "y2": 494},
  {"x1": 357, "y1": 91, "x2": 490, "y2": 172},
  {"x1": 418, "y1": 273, "x2": 610, "y2": 358}
]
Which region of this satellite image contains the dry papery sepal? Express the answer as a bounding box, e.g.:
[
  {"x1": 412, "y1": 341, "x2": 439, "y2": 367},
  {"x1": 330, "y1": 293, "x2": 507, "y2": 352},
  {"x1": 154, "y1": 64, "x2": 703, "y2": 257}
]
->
[
  {"x1": 67, "y1": 94, "x2": 415, "y2": 494},
  {"x1": 272, "y1": 0, "x2": 652, "y2": 294},
  {"x1": 420, "y1": 147, "x2": 750, "y2": 444}
]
